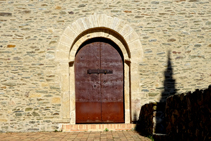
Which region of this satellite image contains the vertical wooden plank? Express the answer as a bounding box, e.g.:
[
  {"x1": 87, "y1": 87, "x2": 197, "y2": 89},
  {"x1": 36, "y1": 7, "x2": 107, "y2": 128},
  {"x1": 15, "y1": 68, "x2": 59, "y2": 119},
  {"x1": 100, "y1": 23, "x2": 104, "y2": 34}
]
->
[
  {"x1": 75, "y1": 42, "x2": 101, "y2": 123},
  {"x1": 101, "y1": 42, "x2": 124, "y2": 123}
]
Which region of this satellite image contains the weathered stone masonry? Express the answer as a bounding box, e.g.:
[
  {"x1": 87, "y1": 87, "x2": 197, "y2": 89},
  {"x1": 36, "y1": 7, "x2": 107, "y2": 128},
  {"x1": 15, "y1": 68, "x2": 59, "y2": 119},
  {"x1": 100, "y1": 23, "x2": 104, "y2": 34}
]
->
[{"x1": 0, "y1": 0, "x2": 211, "y2": 132}]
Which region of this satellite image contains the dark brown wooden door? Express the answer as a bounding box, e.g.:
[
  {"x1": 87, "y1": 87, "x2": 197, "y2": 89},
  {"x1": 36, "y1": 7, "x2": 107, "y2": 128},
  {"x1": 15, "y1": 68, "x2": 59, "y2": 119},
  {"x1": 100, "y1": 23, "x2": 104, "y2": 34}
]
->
[{"x1": 75, "y1": 41, "x2": 124, "y2": 123}]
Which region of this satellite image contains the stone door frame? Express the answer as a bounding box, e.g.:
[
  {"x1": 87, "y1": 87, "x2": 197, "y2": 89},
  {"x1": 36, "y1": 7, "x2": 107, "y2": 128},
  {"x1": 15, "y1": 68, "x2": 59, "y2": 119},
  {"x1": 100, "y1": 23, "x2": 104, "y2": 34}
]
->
[{"x1": 56, "y1": 14, "x2": 143, "y2": 124}]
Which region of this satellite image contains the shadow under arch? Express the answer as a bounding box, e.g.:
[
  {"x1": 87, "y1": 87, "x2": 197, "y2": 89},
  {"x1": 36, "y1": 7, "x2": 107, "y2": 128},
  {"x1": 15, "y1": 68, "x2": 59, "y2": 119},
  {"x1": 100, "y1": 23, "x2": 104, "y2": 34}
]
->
[{"x1": 76, "y1": 37, "x2": 124, "y2": 61}]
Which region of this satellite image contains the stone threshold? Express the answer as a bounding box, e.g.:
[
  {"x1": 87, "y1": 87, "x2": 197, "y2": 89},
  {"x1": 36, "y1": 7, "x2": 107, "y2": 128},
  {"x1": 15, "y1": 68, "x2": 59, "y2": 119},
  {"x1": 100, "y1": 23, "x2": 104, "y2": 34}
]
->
[{"x1": 62, "y1": 124, "x2": 136, "y2": 132}]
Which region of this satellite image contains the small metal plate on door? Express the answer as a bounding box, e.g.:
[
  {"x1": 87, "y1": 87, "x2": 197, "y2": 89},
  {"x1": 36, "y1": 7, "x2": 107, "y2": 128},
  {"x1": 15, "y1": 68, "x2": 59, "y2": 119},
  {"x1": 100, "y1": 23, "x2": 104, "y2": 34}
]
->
[{"x1": 87, "y1": 69, "x2": 113, "y2": 74}]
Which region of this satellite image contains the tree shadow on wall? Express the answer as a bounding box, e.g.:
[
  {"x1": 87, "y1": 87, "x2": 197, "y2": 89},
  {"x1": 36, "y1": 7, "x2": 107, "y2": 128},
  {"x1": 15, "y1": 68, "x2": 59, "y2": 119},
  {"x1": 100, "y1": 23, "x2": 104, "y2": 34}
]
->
[
  {"x1": 155, "y1": 50, "x2": 177, "y2": 133},
  {"x1": 135, "y1": 50, "x2": 177, "y2": 136}
]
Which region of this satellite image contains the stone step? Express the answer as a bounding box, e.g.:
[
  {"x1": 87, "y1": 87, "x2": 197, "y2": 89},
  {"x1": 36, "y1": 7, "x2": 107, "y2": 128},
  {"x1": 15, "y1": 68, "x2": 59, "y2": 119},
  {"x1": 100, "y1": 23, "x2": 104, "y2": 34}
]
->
[{"x1": 62, "y1": 124, "x2": 136, "y2": 132}]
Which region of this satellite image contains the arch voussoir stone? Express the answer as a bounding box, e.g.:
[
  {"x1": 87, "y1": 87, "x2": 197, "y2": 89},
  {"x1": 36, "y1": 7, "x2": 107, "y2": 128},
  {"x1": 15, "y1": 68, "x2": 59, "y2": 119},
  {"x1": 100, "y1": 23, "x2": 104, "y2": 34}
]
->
[
  {"x1": 125, "y1": 31, "x2": 139, "y2": 44},
  {"x1": 83, "y1": 17, "x2": 93, "y2": 29},
  {"x1": 63, "y1": 26, "x2": 77, "y2": 40},
  {"x1": 120, "y1": 24, "x2": 134, "y2": 38}
]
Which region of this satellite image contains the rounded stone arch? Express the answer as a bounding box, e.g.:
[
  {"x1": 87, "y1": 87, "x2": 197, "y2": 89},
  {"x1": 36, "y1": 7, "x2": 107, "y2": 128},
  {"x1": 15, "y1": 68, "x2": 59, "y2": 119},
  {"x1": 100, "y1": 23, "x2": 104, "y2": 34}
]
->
[
  {"x1": 68, "y1": 27, "x2": 130, "y2": 61},
  {"x1": 56, "y1": 14, "x2": 143, "y2": 124}
]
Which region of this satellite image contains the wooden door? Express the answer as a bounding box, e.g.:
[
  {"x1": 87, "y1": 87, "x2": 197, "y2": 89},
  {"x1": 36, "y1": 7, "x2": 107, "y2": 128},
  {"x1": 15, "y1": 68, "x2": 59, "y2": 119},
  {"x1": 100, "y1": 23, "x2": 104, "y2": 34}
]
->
[{"x1": 75, "y1": 40, "x2": 124, "y2": 123}]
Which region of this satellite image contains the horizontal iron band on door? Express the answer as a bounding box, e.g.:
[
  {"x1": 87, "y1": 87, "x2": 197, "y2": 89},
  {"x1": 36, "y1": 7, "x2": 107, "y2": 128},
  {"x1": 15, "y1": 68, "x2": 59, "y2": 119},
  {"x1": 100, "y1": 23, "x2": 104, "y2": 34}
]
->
[{"x1": 87, "y1": 69, "x2": 113, "y2": 74}]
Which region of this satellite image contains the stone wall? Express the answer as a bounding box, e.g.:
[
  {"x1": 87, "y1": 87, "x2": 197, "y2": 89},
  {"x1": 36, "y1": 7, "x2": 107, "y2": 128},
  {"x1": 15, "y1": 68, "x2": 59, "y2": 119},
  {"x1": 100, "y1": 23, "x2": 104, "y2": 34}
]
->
[
  {"x1": 165, "y1": 86, "x2": 211, "y2": 140},
  {"x1": 0, "y1": 0, "x2": 211, "y2": 132}
]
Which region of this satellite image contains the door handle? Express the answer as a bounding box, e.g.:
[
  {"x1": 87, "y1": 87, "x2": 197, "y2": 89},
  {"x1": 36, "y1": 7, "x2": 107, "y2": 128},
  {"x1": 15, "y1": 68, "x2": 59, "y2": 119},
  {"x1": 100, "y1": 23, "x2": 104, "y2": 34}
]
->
[{"x1": 87, "y1": 69, "x2": 113, "y2": 74}]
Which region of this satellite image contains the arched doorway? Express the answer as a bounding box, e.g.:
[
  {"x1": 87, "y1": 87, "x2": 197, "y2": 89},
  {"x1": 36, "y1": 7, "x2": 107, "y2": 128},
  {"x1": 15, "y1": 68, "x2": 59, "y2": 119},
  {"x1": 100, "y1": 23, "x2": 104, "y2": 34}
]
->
[
  {"x1": 75, "y1": 38, "x2": 124, "y2": 123},
  {"x1": 56, "y1": 14, "x2": 143, "y2": 124}
]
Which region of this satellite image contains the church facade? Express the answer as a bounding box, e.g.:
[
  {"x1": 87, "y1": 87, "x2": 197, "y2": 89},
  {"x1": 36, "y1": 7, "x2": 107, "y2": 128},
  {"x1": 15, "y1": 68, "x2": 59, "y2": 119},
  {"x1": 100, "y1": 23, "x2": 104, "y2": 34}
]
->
[{"x1": 0, "y1": 0, "x2": 211, "y2": 132}]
